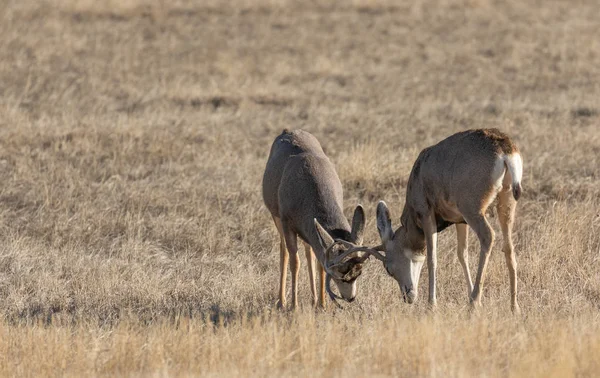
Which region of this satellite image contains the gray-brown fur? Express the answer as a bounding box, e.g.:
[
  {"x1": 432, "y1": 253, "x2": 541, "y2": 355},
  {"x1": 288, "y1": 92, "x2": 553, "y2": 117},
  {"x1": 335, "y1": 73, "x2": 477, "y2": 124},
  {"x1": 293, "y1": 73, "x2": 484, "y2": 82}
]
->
[
  {"x1": 402, "y1": 128, "x2": 520, "y2": 235},
  {"x1": 375, "y1": 128, "x2": 523, "y2": 312},
  {"x1": 262, "y1": 129, "x2": 366, "y2": 309}
]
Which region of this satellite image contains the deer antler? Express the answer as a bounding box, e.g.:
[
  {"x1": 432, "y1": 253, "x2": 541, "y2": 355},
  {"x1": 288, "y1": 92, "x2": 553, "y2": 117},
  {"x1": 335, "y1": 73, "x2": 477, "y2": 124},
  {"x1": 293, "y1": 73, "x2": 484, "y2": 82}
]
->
[
  {"x1": 325, "y1": 274, "x2": 344, "y2": 309},
  {"x1": 324, "y1": 240, "x2": 386, "y2": 307},
  {"x1": 326, "y1": 240, "x2": 386, "y2": 269}
]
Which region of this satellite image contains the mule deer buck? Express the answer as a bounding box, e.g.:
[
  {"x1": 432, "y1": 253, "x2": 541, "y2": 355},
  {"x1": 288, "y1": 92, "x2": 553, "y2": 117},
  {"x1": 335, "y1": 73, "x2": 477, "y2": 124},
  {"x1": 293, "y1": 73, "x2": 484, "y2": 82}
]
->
[
  {"x1": 262, "y1": 129, "x2": 372, "y2": 309},
  {"x1": 367, "y1": 129, "x2": 523, "y2": 312}
]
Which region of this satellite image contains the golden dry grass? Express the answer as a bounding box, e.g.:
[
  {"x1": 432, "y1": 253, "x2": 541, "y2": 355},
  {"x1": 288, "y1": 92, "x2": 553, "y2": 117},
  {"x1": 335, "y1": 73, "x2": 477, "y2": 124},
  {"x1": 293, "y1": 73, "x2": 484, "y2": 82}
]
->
[{"x1": 0, "y1": 0, "x2": 599, "y2": 376}]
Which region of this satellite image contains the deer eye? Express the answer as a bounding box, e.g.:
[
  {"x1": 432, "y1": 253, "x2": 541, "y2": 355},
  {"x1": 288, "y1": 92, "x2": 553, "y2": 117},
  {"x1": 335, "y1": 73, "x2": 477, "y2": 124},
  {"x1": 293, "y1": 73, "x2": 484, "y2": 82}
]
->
[
  {"x1": 342, "y1": 276, "x2": 358, "y2": 284},
  {"x1": 342, "y1": 264, "x2": 362, "y2": 282}
]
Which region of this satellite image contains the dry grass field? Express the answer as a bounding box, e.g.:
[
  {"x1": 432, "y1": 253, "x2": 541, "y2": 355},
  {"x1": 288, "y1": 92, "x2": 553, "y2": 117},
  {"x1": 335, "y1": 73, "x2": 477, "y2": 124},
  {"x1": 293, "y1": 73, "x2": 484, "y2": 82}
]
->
[{"x1": 1, "y1": 0, "x2": 599, "y2": 376}]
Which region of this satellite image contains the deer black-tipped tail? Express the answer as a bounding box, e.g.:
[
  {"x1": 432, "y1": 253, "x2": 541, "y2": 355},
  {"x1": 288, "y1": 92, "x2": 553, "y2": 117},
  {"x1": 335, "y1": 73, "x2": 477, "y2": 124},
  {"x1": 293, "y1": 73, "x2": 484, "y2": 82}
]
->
[
  {"x1": 513, "y1": 183, "x2": 522, "y2": 201},
  {"x1": 503, "y1": 154, "x2": 523, "y2": 201}
]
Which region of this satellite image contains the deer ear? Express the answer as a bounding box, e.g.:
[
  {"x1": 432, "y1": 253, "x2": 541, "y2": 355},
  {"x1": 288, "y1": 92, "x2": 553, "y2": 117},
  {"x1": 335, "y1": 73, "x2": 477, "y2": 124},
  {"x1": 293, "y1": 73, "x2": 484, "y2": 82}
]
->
[
  {"x1": 350, "y1": 205, "x2": 366, "y2": 245},
  {"x1": 314, "y1": 219, "x2": 335, "y2": 249},
  {"x1": 376, "y1": 201, "x2": 394, "y2": 243}
]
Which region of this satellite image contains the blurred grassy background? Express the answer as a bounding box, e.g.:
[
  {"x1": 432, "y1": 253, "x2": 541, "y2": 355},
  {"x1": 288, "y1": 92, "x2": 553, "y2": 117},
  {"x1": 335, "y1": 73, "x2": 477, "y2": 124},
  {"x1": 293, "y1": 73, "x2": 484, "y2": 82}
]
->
[{"x1": 0, "y1": 0, "x2": 599, "y2": 376}]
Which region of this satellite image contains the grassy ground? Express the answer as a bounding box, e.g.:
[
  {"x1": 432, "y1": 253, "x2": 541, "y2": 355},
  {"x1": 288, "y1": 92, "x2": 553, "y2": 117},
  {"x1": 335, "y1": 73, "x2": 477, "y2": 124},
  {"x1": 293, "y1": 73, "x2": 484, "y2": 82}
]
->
[{"x1": 0, "y1": 0, "x2": 599, "y2": 376}]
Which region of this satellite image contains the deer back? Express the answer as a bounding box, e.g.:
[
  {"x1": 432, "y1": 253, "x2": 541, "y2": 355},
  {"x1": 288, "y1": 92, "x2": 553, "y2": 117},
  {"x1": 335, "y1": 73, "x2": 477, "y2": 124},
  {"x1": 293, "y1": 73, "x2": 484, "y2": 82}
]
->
[
  {"x1": 404, "y1": 128, "x2": 520, "y2": 227},
  {"x1": 262, "y1": 129, "x2": 351, "y2": 248},
  {"x1": 262, "y1": 129, "x2": 325, "y2": 216}
]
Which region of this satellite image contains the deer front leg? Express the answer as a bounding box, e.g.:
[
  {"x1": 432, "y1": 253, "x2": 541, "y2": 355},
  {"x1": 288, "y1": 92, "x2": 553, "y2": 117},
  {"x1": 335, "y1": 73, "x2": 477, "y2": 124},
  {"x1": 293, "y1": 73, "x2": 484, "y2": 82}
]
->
[
  {"x1": 304, "y1": 242, "x2": 317, "y2": 307},
  {"x1": 421, "y1": 213, "x2": 439, "y2": 307},
  {"x1": 273, "y1": 217, "x2": 288, "y2": 309},
  {"x1": 283, "y1": 227, "x2": 300, "y2": 310},
  {"x1": 278, "y1": 234, "x2": 289, "y2": 309},
  {"x1": 317, "y1": 261, "x2": 326, "y2": 309}
]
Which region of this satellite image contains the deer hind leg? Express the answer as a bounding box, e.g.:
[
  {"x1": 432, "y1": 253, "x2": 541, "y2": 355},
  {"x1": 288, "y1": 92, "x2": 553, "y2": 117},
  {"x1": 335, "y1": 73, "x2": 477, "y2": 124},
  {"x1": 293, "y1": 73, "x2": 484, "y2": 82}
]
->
[
  {"x1": 304, "y1": 242, "x2": 317, "y2": 307},
  {"x1": 456, "y1": 223, "x2": 474, "y2": 298},
  {"x1": 273, "y1": 216, "x2": 289, "y2": 309},
  {"x1": 283, "y1": 226, "x2": 300, "y2": 310},
  {"x1": 497, "y1": 184, "x2": 520, "y2": 314},
  {"x1": 317, "y1": 261, "x2": 326, "y2": 309},
  {"x1": 463, "y1": 212, "x2": 495, "y2": 308}
]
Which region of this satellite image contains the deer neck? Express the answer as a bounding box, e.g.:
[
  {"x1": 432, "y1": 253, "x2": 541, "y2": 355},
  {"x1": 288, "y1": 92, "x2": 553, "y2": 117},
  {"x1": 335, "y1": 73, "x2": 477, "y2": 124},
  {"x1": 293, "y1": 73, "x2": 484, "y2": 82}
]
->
[
  {"x1": 401, "y1": 207, "x2": 427, "y2": 252},
  {"x1": 309, "y1": 225, "x2": 352, "y2": 267}
]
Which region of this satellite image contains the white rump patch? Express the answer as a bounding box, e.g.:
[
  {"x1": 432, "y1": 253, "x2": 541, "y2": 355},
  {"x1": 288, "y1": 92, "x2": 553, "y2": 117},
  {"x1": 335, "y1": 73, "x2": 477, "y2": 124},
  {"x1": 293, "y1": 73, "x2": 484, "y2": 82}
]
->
[
  {"x1": 504, "y1": 153, "x2": 523, "y2": 184},
  {"x1": 491, "y1": 157, "x2": 506, "y2": 192}
]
